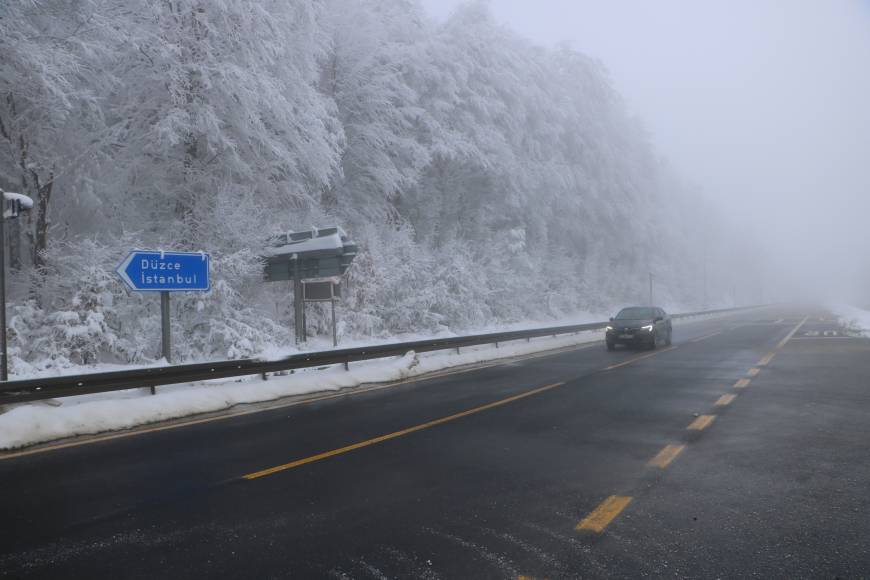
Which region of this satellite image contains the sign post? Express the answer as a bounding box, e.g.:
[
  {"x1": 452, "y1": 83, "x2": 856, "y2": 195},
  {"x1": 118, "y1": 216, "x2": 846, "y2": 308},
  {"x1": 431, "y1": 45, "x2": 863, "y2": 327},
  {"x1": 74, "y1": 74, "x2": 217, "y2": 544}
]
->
[
  {"x1": 161, "y1": 291, "x2": 171, "y2": 363},
  {"x1": 262, "y1": 226, "x2": 356, "y2": 345},
  {"x1": 116, "y1": 250, "x2": 209, "y2": 375},
  {"x1": 331, "y1": 299, "x2": 337, "y2": 348},
  {"x1": 303, "y1": 281, "x2": 341, "y2": 348}
]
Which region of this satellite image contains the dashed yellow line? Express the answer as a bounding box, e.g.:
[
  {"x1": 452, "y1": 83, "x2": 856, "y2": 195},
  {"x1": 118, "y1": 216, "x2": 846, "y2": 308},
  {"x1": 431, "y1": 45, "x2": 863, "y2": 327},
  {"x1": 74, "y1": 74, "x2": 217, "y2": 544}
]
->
[
  {"x1": 734, "y1": 378, "x2": 751, "y2": 389},
  {"x1": 243, "y1": 382, "x2": 565, "y2": 480},
  {"x1": 576, "y1": 495, "x2": 633, "y2": 533},
  {"x1": 648, "y1": 444, "x2": 686, "y2": 468},
  {"x1": 715, "y1": 394, "x2": 737, "y2": 406},
  {"x1": 603, "y1": 346, "x2": 675, "y2": 371},
  {"x1": 687, "y1": 415, "x2": 716, "y2": 430},
  {"x1": 758, "y1": 352, "x2": 776, "y2": 366},
  {"x1": 690, "y1": 331, "x2": 722, "y2": 343},
  {"x1": 747, "y1": 368, "x2": 760, "y2": 377}
]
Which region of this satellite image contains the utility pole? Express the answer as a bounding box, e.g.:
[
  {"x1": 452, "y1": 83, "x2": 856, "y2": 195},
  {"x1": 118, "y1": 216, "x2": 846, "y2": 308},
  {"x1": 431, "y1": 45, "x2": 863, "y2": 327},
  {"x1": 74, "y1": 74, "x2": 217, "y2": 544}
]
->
[
  {"x1": 702, "y1": 239, "x2": 708, "y2": 309},
  {"x1": 0, "y1": 200, "x2": 7, "y2": 381},
  {"x1": 649, "y1": 272, "x2": 654, "y2": 305},
  {"x1": 0, "y1": 189, "x2": 33, "y2": 381}
]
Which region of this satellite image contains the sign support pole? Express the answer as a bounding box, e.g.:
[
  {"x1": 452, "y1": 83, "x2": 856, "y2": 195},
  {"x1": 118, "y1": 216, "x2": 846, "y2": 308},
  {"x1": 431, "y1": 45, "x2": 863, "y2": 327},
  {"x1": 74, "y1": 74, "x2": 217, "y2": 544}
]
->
[
  {"x1": 158, "y1": 291, "x2": 171, "y2": 394},
  {"x1": 160, "y1": 291, "x2": 171, "y2": 362},
  {"x1": 331, "y1": 298, "x2": 338, "y2": 348},
  {"x1": 292, "y1": 257, "x2": 305, "y2": 344}
]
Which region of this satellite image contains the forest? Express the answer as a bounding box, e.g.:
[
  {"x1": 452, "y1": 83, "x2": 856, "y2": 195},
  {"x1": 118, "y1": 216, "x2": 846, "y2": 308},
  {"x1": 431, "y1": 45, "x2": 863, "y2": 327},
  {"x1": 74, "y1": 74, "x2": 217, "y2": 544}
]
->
[{"x1": 0, "y1": 0, "x2": 757, "y2": 374}]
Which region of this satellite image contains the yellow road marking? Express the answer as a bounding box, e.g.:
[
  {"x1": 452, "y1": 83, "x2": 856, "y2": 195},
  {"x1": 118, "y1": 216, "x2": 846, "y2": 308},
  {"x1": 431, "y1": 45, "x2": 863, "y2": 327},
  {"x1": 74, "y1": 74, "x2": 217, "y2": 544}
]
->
[
  {"x1": 576, "y1": 496, "x2": 633, "y2": 533},
  {"x1": 0, "y1": 341, "x2": 602, "y2": 461},
  {"x1": 687, "y1": 415, "x2": 716, "y2": 430},
  {"x1": 648, "y1": 444, "x2": 685, "y2": 468},
  {"x1": 604, "y1": 346, "x2": 676, "y2": 371},
  {"x1": 690, "y1": 331, "x2": 722, "y2": 343},
  {"x1": 734, "y1": 378, "x2": 751, "y2": 389},
  {"x1": 244, "y1": 382, "x2": 565, "y2": 480},
  {"x1": 747, "y1": 368, "x2": 760, "y2": 377},
  {"x1": 715, "y1": 394, "x2": 736, "y2": 406},
  {"x1": 758, "y1": 352, "x2": 776, "y2": 366}
]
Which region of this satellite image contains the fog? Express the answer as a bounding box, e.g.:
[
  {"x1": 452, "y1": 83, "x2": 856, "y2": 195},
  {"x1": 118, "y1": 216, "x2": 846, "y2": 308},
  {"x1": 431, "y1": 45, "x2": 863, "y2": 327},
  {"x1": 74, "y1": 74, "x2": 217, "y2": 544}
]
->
[{"x1": 424, "y1": 0, "x2": 870, "y2": 305}]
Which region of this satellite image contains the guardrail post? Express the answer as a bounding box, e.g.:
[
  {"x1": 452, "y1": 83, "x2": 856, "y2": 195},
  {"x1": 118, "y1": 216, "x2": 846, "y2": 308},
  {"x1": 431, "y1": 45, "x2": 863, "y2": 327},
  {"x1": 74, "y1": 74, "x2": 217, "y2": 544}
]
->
[{"x1": 455, "y1": 346, "x2": 460, "y2": 354}]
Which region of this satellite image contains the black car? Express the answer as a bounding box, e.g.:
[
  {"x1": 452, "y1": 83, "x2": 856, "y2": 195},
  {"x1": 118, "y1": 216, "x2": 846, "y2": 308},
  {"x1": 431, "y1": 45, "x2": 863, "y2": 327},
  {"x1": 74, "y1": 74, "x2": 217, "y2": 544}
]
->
[{"x1": 605, "y1": 306, "x2": 672, "y2": 350}]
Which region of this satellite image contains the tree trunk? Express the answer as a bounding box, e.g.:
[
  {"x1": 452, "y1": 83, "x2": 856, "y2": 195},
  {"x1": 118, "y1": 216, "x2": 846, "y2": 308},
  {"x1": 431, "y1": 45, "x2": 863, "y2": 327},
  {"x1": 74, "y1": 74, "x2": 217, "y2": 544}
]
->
[{"x1": 31, "y1": 170, "x2": 54, "y2": 271}]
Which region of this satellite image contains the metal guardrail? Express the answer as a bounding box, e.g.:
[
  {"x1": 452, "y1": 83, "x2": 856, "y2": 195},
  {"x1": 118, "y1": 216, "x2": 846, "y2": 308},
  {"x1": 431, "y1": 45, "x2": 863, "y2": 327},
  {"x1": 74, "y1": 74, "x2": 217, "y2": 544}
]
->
[{"x1": 0, "y1": 306, "x2": 759, "y2": 405}]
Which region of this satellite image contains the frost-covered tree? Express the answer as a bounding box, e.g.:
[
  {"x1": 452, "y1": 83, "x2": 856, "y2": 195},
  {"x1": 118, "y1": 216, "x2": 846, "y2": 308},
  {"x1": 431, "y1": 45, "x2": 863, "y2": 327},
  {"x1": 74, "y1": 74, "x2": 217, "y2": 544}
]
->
[
  {"x1": 0, "y1": 0, "x2": 751, "y2": 374},
  {"x1": 0, "y1": 0, "x2": 124, "y2": 270}
]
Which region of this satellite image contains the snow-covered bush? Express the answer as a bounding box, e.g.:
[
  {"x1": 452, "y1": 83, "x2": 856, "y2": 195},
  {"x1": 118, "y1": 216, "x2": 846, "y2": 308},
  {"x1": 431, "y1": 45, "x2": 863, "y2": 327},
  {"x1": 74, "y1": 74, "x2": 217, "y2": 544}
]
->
[{"x1": 170, "y1": 249, "x2": 292, "y2": 361}]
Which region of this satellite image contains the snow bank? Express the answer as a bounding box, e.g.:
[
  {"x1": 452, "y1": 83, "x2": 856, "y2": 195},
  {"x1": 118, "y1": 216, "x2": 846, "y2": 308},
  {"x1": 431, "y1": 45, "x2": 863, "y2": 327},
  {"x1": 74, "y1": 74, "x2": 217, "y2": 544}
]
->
[
  {"x1": 827, "y1": 303, "x2": 870, "y2": 336},
  {"x1": 0, "y1": 331, "x2": 602, "y2": 450}
]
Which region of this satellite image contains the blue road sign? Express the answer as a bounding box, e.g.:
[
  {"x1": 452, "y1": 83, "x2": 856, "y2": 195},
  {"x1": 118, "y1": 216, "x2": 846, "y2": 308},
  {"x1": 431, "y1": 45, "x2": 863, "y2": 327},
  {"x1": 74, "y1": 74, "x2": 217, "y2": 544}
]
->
[{"x1": 116, "y1": 250, "x2": 210, "y2": 292}]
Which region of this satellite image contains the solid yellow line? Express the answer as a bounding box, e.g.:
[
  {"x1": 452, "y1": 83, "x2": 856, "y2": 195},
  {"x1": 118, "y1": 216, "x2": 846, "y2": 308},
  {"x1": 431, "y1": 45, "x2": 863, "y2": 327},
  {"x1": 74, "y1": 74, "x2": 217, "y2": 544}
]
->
[
  {"x1": 715, "y1": 394, "x2": 737, "y2": 406},
  {"x1": 687, "y1": 415, "x2": 716, "y2": 430},
  {"x1": 604, "y1": 346, "x2": 676, "y2": 371},
  {"x1": 690, "y1": 331, "x2": 722, "y2": 343},
  {"x1": 243, "y1": 382, "x2": 565, "y2": 480},
  {"x1": 758, "y1": 352, "x2": 776, "y2": 366},
  {"x1": 734, "y1": 378, "x2": 751, "y2": 389},
  {"x1": 747, "y1": 368, "x2": 760, "y2": 377},
  {"x1": 648, "y1": 444, "x2": 686, "y2": 468},
  {"x1": 576, "y1": 495, "x2": 633, "y2": 533}
]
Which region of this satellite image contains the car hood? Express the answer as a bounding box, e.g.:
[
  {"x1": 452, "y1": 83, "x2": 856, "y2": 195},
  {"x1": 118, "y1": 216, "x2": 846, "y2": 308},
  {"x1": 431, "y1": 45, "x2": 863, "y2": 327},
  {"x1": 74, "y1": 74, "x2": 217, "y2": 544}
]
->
[{"x1": 610, "y1": 319, "x2": 654, "y2": 328}]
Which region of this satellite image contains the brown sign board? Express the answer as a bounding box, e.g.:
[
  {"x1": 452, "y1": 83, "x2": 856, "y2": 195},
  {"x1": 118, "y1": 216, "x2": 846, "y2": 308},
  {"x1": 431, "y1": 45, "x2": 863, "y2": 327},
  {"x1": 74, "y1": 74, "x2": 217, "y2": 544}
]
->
[{"x1": 303, "y1": 281, "x2": 340, "y2": 301}]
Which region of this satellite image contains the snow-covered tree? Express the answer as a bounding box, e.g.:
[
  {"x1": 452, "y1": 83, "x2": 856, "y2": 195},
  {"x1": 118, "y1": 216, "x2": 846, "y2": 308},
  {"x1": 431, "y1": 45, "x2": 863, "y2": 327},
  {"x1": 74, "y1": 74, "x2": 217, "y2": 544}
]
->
[{"x1": 0, "y1": 0, "x2": 751, "y2": 374}]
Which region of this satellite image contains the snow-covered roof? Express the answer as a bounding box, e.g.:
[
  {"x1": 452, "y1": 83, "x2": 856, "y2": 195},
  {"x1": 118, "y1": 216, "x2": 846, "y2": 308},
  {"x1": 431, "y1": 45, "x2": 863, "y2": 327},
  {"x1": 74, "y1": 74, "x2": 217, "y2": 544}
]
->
[
  {"x1": 262, "y1": 231, "x2": 344, "y2": 258},
  {"x1": 3, "y1": 191, "x2": 34, "y2": 209},
  {"x1": 3, "y1": 191, "x2": 34, "y2": 218}
]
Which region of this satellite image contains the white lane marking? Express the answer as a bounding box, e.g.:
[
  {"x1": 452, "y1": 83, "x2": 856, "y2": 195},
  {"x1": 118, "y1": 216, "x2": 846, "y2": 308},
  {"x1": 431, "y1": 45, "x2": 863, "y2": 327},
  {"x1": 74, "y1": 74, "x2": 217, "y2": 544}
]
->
[{"x1": 776, "y1": 316, "x2": 809, "y2": 349}]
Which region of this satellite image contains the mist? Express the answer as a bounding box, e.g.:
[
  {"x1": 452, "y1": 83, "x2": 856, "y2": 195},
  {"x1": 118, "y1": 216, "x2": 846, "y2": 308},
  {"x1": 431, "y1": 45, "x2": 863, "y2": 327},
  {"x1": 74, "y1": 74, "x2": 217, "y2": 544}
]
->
[{"x1": 424, "y1": 0, "x2": 870, "y2": 305}]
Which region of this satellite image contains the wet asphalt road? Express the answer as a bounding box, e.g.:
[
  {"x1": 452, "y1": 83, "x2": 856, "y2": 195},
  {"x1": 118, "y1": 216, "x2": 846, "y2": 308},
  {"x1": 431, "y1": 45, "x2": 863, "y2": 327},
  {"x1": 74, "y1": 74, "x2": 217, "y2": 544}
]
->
[{"x1": 1, "y1": 306, "x2": 869, "y2": 579}]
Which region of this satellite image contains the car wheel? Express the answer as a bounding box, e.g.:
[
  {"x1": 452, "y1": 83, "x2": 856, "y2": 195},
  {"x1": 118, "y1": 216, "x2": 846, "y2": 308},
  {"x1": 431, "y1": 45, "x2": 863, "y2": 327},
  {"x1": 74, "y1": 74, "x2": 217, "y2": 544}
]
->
[
  {"x1": 606, "y1": 341, "x2": 615, "y2": 351},
  {"x1": 649, "y1": 332, "x2": 657, "y2": 349},
  {"x1": 665, "y1": 330, "x2": 672, "y2": 346}
]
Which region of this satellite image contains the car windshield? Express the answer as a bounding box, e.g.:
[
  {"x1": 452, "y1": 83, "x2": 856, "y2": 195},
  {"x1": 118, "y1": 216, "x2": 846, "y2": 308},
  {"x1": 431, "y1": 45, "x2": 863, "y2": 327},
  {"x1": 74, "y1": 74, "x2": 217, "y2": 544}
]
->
[{"x1": 615, "y1": 307, "x2": 656, "y2": 320}]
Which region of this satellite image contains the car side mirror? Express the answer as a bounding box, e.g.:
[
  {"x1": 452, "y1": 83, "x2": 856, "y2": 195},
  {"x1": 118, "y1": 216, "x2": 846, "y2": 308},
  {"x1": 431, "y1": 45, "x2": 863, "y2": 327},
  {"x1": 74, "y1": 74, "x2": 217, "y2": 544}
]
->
[
  {"x1": 654, "y1": 316, "x2": 663, "y2": 322},
  {"x1": 609, "y1": 317, "x2": 614, "y2": 322}
]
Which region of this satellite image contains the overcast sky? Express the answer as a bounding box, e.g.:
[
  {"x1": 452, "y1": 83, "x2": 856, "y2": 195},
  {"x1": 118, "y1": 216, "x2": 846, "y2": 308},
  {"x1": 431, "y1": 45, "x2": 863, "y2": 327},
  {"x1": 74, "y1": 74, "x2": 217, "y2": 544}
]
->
[{"x1": 422, "y1": 0, "x2": 870, "y2": 302}]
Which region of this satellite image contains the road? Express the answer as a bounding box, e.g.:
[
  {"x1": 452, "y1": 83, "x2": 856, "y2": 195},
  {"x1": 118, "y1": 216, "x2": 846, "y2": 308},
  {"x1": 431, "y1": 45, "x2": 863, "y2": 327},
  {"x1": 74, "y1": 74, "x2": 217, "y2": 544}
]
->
[{"x1": 2, "y1": 306, "x2": 869, "y2": 579}]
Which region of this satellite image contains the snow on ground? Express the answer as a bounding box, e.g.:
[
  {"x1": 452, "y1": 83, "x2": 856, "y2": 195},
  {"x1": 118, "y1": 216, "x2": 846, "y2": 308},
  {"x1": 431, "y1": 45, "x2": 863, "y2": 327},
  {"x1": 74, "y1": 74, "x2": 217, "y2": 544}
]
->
[
  {"x1": 826, "y1": 303, "x2": 870, "y2": 336},
  {"x1": 0, "y1": 311, "x2": 743, "y2": 450}
]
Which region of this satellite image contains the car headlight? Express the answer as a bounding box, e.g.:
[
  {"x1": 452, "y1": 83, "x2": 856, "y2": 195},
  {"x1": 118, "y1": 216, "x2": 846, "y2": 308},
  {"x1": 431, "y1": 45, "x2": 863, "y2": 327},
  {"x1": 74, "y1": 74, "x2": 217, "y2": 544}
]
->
[
  {"x1": 641, "y1": 324, "x2": 654, "y2": 331},
  {"x1": 606, "y1": 325, "x2": 614, "y2": 331}
]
